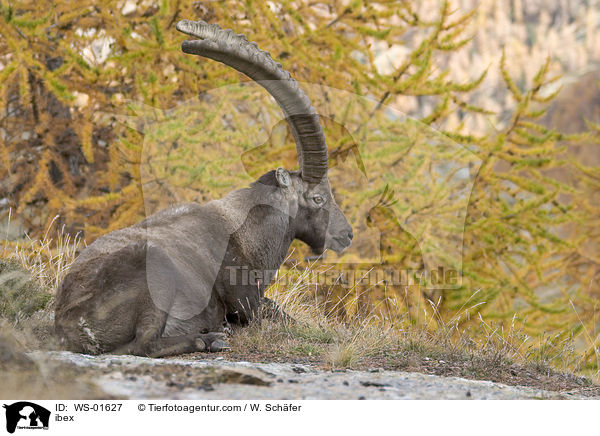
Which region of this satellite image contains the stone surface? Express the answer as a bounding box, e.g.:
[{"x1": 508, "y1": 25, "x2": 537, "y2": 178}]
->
[{"x1": 29, "y1": 351, "x2": 588, "y2": 400}]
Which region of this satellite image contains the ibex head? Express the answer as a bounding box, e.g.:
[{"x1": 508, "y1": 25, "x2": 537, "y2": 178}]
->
[{"x1": 177, "y1": 20, "x2": 353, "y2": 254}]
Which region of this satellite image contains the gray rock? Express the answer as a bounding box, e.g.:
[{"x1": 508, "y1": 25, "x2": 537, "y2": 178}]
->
[{"x1": 26, "y1": 351, "x2": 589, "y2": 400}]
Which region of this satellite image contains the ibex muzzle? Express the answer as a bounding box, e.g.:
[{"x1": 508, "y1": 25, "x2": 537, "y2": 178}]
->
[{"x1": 54, "y1": 20, "x2": 353, "y2": 357}]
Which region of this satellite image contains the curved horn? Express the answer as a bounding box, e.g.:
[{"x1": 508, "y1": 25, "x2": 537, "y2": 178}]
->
[{"x1": 176, "y1": 19, "x2": 328, "y2": 183}]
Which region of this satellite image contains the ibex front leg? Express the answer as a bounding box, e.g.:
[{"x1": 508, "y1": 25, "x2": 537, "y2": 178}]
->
[
  {"x1": 112, "y1": 305, "x2": 230, "y2": 357},
  {"x1": 113, "y1": 332, "x2": 230, "y2": 357}
]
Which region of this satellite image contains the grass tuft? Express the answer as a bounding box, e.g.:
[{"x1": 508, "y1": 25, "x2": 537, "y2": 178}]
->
[{"x1": 0, "y1": 259, "x2": 51, "y2": 323}]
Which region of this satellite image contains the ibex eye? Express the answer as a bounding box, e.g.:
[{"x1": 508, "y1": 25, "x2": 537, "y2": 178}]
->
[{"x1": 313, "y1": 195, "x2": 324, "y2": 205}]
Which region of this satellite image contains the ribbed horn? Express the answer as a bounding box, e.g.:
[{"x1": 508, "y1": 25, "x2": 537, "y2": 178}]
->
[{"x1": 176, "y1": 19, "x2": 328, "y2": 183}]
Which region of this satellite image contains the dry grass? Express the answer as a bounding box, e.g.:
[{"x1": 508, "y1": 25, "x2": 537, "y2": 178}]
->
[
  {"x1": 0, "y1": 212, "x2": 81, "y2": 347},
  {"x1": 217, "y1": 257, "x2": 599, "y2": 394},
  {"x1": 2, "y1": 212, "x2": 83, "y2": 293}
]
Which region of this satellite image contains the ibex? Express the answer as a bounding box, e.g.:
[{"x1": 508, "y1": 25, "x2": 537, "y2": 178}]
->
[{"x1": 54, "y1": 20, "x2": 353, "y2": 357}]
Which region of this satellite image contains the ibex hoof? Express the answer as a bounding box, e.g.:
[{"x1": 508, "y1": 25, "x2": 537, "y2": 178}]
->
[
  {"x1": 209, "y1": 339, "x2": 231, "y2": 352},
  {"x1": 195, "y1": 337, "x2": 208, "y2": 351},
  {"x1": 196, "y1": 332, "x2": 230, "y2": 352}
]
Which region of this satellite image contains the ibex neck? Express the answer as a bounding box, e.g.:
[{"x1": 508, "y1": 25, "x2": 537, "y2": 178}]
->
[{"x1": 219, "y1": 184, "x2": 295, "y2": 271}]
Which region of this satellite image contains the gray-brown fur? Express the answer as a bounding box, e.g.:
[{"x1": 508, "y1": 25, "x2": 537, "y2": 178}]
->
[{"x1": 54, "y1": 20, "x2": 353, "y2": 357}]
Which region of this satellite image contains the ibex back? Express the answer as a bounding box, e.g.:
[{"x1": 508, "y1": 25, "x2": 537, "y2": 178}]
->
[{"x1": 54, "y1": 20, "x2": 353, "y2": 357}]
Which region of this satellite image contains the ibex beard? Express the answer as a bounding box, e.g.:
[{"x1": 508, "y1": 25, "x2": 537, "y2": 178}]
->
[{"x1": 54, "y1": 20, "x2": 353, "y2": 358}]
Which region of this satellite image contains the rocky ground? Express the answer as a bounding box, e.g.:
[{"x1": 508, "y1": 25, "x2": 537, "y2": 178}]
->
[
  {"x1": 7, "y1": 351, "x2": 592, "y2": 400},
  {"x1": 1, "y1": 315, "x2": 598, "y2": 400}
]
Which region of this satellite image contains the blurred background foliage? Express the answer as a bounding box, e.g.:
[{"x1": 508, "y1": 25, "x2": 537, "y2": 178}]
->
[{"x1": 0, "y1": 0, "x2": 599, "y2": 372}]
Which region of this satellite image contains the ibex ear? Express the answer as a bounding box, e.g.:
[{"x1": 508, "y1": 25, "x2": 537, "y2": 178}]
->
[{"x1": 275, "y1": 167, "x2": 290, "y2": 188}]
